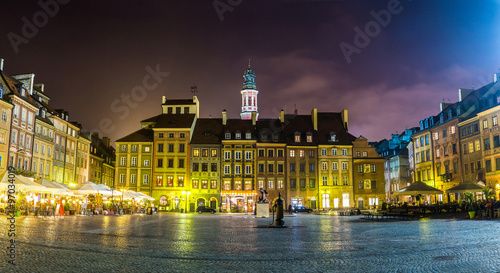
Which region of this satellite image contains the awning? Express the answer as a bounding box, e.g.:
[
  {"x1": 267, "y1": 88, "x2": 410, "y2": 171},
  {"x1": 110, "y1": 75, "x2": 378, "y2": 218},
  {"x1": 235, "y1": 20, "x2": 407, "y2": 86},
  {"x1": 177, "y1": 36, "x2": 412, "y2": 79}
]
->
[
  {"x1": 393, "y1": 181, "x2": 443, "y2": 196},
  {"x1": 446, "y1": 182, "x2": 485, "y2": 193}
]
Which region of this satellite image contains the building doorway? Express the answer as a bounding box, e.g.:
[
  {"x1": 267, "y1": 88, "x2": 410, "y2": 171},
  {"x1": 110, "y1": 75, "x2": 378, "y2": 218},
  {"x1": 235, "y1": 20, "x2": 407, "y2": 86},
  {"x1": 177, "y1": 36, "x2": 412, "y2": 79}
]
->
[
  {"x1": 210, "y1": 198, "x2": 217, "y2": 209},
  {"x1": 357, "y1": 198, "x2": 364, "y2": 209},
  {"x1": 310, "y1": 197, "x2": 316, "y2": 209},
  {"x1": 197, "y1": 198, "x2": 205, "y2": 207}
]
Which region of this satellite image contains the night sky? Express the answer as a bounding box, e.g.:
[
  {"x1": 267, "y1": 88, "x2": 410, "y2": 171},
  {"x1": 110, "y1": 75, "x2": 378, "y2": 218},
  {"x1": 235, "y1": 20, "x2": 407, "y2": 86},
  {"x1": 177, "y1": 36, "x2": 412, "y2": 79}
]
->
[{"x1": 1, "y1": 0, "x2": 499, "y2": 143}]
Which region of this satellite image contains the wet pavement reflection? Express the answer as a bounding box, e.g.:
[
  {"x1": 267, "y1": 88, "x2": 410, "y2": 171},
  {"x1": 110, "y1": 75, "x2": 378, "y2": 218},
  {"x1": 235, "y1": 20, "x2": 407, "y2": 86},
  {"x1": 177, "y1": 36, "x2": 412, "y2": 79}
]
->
[{"x1": 1, "y1": 213, "x2": 500, "y2": 272}]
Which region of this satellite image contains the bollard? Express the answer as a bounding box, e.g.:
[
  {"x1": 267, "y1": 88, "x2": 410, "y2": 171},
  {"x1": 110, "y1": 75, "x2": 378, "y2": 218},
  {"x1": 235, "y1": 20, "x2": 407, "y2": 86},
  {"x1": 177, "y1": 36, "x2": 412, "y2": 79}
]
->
[{"x1": 274, "y1": 192, "x2": 284, "y2": 227}]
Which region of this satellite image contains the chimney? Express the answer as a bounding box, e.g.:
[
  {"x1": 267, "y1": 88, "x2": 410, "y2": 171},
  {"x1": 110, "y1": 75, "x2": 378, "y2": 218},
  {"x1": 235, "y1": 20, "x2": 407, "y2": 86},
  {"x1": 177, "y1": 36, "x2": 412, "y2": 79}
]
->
[
  {"x1": 162, "y1": 96, "x2": 166, "y2": 104},
  {"x1": 0, "y1": 59, "x2": 3, "y2": 71},
  {"x1": 341, "y1": 109, "x2": 348, "y2": 131},
  {"x1": 251, "y1": 111, "x2": 257, "y2": 125},
  {"x1": 279, "y1": 109, "x2": 284, "y2": 123},
  {"x1": 495, "y1": 73, "x2": 500, "y2": 83},
  {"x1": 311, "y1": 108, "x2": 317, "y2": 131},
  {"x1": 458, "y1": 88, "x2": 473, "y2": 102},
  {"x1": 103, "y1": 137, "x2": 110, "y2": 148},
  {"x1": 222, "y1": 109, "x2": 227, "y2": 125}
]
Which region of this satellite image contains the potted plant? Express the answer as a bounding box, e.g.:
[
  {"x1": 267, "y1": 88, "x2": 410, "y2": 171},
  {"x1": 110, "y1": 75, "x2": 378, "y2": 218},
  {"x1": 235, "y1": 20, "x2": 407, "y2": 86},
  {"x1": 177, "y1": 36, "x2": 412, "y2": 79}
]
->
[
  {"x1": 15, "y1": 194, "x2": 25, "y2": 217},
  {"x1": 64, "y1": 202, "x2": 71, "y2": 215},
  {"x1": 464, "y1": 193, "x2": 476, "y2": 219}
]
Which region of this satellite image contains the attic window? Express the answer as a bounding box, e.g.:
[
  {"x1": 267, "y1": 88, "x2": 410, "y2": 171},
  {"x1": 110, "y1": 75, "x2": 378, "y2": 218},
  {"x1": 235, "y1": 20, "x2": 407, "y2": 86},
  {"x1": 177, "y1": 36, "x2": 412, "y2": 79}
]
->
[
  {"x1": 245, "y1": 132, "x2": 251, "y2": 139},
  {"x1": 306, "y1": 132, "x2": 312, "y2": 143},
  {"x1": 294, "y1": 132, "x2": 300, "y2": 143},
  {"x1": 235, "y1": 133, "x2": 241, "y2": 139},
  {"x1": 272, "y1": 133, "x2": 279, "y2": 142},
  {"x1": 330, "y1": 132, "x2": 337, "y2": 142},
  {"x1": 262, "y1": 132, "x2": 269, "y2": 141},
  {"x1": 204, "y1": 131, "x2": 211, "y2": 137},
  {"x1": 225, "y1": 133, "x2": 231, "y2": 139}
]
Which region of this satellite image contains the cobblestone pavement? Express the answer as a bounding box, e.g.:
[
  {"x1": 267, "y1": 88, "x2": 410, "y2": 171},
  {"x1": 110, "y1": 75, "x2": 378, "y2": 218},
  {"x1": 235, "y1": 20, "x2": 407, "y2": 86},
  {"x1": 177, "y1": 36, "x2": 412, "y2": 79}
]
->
[{"x1": 1, "y1": 213, "x2": 500, "y2": 272}]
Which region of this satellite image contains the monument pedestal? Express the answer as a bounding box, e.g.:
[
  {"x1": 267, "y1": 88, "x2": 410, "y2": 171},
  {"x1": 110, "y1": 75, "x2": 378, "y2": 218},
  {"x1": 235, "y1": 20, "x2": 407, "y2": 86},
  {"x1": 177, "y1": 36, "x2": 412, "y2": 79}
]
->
[{"x1": 256, "y1": 203, "x2": 270, "y2": 218}]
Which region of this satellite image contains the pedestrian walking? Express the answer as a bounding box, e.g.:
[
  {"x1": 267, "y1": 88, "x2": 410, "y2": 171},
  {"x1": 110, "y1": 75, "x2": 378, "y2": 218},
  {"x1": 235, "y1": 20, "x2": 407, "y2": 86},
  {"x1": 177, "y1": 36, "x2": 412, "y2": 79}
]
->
[{"x1": 288, "y1": 204, "x2": 293, "y2": 214}]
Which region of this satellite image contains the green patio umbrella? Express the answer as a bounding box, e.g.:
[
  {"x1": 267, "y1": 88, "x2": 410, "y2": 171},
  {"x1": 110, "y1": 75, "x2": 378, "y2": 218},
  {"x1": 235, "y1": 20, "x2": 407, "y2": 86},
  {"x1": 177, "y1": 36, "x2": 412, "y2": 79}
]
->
[
  {"x1": 446, "y1": 182, "x2": 485, "y2": 193},
  {"x1": 393, "y1": 181, "x2": 442, "y2": 196}
]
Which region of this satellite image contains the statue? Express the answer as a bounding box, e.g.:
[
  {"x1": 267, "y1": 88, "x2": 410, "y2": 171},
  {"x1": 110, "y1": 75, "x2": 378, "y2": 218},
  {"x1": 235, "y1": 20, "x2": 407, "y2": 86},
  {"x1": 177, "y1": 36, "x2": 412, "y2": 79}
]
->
[{"x1": 258, "y1": 188, "x2": 268, "y2": 203}]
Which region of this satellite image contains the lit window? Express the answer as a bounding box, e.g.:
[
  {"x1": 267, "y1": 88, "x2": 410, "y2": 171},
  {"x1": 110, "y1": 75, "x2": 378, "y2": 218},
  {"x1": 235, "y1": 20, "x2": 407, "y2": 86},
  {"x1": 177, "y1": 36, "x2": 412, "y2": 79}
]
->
[{"x1": 294, "y1": 133, "x2": 300, "y2": 142}]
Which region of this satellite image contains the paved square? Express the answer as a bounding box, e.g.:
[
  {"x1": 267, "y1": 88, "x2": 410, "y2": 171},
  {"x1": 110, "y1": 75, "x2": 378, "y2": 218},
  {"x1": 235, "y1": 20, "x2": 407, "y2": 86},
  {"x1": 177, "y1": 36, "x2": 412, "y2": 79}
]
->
[{"x1": 1, "y1": 213, "x2": 500, "y2": 272}]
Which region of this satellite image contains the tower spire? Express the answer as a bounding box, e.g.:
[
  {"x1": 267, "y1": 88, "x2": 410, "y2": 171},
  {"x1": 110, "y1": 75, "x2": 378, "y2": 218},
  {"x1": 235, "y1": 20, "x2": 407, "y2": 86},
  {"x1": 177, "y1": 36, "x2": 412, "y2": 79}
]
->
[{"x1": 240, "y1": 61, "x2": 259, "y2": 120}]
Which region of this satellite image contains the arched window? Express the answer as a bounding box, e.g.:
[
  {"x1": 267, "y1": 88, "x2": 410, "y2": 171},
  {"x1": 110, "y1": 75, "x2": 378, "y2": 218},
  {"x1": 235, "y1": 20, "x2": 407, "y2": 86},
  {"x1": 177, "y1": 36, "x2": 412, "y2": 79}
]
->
[{"x1": 159, "y1": 196, "x2": 168, "y2": 206}]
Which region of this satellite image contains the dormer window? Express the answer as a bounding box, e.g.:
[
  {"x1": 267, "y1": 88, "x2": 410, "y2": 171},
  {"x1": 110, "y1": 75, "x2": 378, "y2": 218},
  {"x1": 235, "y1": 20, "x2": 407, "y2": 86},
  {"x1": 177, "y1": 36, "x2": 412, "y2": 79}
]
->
[
  {"x1": 225, "y1": 133, "x2": 231, "y2": 139},
  {"x1": 306, "y1": 132, "x2": 312, "y2": 143},
  {"x1": 330, "y1": 132, "x2": 337, "y2": 142},
  {"x1": 245, "y1": 132, "x2": 251, "y2": 139},
  {"x1": 294, "y1": 132, "x2": 300, "y2": 143},
  {"x1": 448, "y1": 109, "x2": 453, "y2": 120},
  {"x1": 262, "y1": 133, "x2": 268, "y2": 141},
  {"x1": 235, "y1": 133, "x2": 241, "y2": 139}
]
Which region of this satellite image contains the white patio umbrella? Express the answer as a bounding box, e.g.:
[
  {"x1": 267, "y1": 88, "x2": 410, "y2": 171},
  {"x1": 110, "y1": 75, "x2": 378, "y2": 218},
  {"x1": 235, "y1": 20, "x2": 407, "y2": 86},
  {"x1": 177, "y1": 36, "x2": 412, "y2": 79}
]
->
[
  {"x1": 134, "y1": 191, "x2": 155, "y2": 201},
  {"x1": 73, "y1": 182, "x2": 113, "y2": 196},
  {"x1": 35, "y1": 179, "x2": 74, "y2": 195},
  {"x1": 0, "y1": 171, "x2": 48, "y2": 192}
]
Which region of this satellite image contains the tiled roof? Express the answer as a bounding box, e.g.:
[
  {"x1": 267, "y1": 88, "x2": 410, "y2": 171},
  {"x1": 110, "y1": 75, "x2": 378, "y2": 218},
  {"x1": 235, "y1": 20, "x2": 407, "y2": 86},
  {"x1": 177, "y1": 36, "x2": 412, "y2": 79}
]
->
[
  {"x1": 190, "y1": 118, "x2": 223, "y2": 144},
  {"x1": 256, "y1": 119, "x2": 287, "y2": 143},
  {"x1": 283, "y1": 114, "x2": 317, "y2": 145},
  {"x1": 223, "y1": 119, "x2": 256, "y2": 133},
  {"x1": 0, "y1": 71, "x2": 38, "y2": 107},
  {"x1": 153, "y1": 114, "x2": 196, "y2": 128},
  {"x1": 35, "y1": 115, "x2": 53, "y2": 126},
  {"x1": 317, "y1": 112, "x2": 356, "y2": 145},
  {"x1": 116, "y1": 128, "x2": 154, "y2": 142}
]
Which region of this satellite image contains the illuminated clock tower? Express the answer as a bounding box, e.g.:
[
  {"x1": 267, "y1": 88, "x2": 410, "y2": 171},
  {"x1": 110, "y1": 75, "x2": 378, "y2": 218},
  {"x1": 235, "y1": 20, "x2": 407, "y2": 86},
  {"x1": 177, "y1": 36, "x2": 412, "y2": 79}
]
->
[{"x1": 240, "y1": 62, "x2": 259, "y2": 120}]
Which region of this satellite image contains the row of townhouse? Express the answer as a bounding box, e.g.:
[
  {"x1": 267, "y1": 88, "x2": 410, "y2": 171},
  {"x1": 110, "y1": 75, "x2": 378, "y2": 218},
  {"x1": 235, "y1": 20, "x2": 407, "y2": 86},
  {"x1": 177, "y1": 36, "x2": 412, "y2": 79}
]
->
[
  {"x1": 115, "y1": 64, "x2": 385, "y2": 212},
  {"x1": 0, "y1": 59, "x2": 115, "y2": 186},
  {"x1": 407, "y1": 71, "x2": 500, "y2": 203}
]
